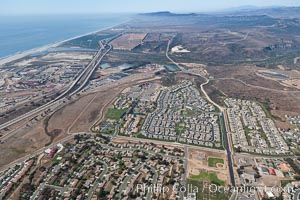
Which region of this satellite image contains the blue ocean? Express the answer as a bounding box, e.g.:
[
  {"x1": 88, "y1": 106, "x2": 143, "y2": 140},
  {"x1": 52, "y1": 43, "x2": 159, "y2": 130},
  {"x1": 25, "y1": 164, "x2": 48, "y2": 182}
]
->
[{"x1": 0, "y1": 14, "x2": 129, "y2": 59}]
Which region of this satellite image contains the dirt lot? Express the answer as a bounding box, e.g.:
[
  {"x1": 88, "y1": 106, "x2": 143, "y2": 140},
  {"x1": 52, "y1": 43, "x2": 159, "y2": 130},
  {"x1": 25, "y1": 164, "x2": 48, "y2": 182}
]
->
[
  {"x1": 187, "y1": 148, "x2": 229, "y2": 184},
  {"x1": 111, "y1": 33, "x2": 147, "y2": 50},
  {"x1": 282, "y1": 79, "x2": 300, "y2": 90},
  {"x1": 205, "y1": 65, "x2": 300, "y2": 128},
  {"x1": 47, "y1": 92, "x2": 98, "y2": 134},
  {"x1": 0, "y1": 71, "x2": 160, "y2": 168},
  {"x1": 0, "y1": 121, "x2": 50, "y2": 167},
  {"x1": 180, "y1": 62, "x2": 209, "y2": 77},
  {"x1": 207, "y1": 65, "x2": 296, "y2": 91},
  {"x1": 143, "y1": 33, "x2": 161, "y2": 42},
  {"x1": 213, "y1": 79, "x2": 300, "y2": 127},
  {"x1": 47, "y1": 73, "x2": 161, "y2": 135}
]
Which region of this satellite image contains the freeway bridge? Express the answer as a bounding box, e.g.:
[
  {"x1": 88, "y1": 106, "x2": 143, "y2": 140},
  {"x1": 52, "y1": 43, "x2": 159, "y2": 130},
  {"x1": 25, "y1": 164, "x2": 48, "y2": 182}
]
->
[{"x1": 0, "y1": 36, "x2": 118, "y2": 135}]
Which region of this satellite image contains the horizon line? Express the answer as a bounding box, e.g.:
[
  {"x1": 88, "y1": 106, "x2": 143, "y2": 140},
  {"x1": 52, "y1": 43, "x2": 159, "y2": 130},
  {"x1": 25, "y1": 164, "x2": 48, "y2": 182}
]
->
[{"x1": 0, "y1": 5, "x2": 298, "y2": 16}]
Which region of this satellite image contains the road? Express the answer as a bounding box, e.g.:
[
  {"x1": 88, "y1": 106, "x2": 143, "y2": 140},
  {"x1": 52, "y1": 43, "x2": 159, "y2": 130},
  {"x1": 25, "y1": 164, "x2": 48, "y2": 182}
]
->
[
  {"x1": 166, "y1": 38, "x2": 186, "y2": 72},
  {"x1": 30, "y1": 164, "x2": 62, "y2": 200},
  {"x1": 180, "y1": 145, "x2": 188, "y2": 200},
  {"x1": 1, "y1": 133, "x2": 187, "y2": 198},
  {"x1": 116, "y1": 164, "x2": 143, "y2": 199},
  {"x1": 166, "y1": 38, "x2": 236, "y2": 187},
  {"x1": 2, "y1": 128, "x2": 220, "y2": 174},
  {"x1": 198, "y1": 77, "x2": 236, "y2": 187},
  {"x1": 221, "y1": 113, "x2": 236, "y2": 186},
  {"x1": 146, "y1": 166, "x2": 158, "y2": 200},
  {"x1": 2, "y1": 35, "x2": 236, "y2": 196},
  {"x1": 0, "y1": 163, "x2": 25, "y2": 199},
  {"x1": 116, "y1": 135, "x2": 224, "y2": 153},
  {"x1": 67, "y1": 92, "x2": 100, "y2": 134},
  {"x1": 212, "y1": 77, "x2": 300, "y2": 93},
  {"x1": 221, "y1": 31, "x2": 249, "y2": 47},
  {"x1": 0, "y1": 36, "x2": 116, "y2": 134},
  {"x1": 87, "y1": 161, "x2": 108, "y2": 200},
  {"x1": 0, "y1": 38, "x2": 116, "y2": 143},
  {"x1": 0, "y1": 134, "x2": 75, "y2": 172}
]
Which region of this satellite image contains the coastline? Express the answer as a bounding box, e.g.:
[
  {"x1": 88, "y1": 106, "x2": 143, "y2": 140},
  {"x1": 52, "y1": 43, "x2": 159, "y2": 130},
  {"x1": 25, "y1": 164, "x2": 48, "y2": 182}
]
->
[{"x1": 0, "y1": 19, "x2": 130, "y2": 66}]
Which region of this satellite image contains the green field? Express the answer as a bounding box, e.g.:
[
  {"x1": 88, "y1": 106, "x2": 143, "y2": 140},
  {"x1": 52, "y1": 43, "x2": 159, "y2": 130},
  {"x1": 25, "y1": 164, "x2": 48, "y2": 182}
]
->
[
  {"x1": 208, "y1": 157, "x2": 224, "y2": 168},
  {"x1": 62, "y1": 33, "x2": 117, "y2": 49},
  {"x1": 105, "y1": 108, "x2": 127, "y2": 121},
  {"x1": 187, "y1": 171, "x2": 229, "y2": 200},
  {"x1": 190, "y1": 171, "x2": 225, "y2": 186},
  {"x1": 244, "y1": 127, "x2": 251, "y2": 146},
  {"x1": 183, "y1": 108, "x2": 195, "y2": 117},
  {"x1": 175, "y1": 122, "x2": 186, "y2": 135},
  {"x1": 101, "y1": 128, "x2": 115, "y2": 135}
]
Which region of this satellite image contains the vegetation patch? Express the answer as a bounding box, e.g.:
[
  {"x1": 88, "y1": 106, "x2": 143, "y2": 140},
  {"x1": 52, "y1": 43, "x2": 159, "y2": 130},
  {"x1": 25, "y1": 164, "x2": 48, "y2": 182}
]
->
[
  {"x1": 105, "y1": 108, "x2": 127, "y2": 121},
  {"x1": 62, "y1": 33, "x2": 117, "y2": 49},
  {"x1": 208, "y1": 157, "x2": 224, "y2": 168},
  {"x1": 244, "y1": 127, "x2": 251, "y2": 146},
  {"x1": 175, "y1": 122, "x2": 186, "y2": 135},
  {"x1": 187, "y1": 179, "x2": 230, "y2": 200},
  {"x1": 190, "y1": 171, "x2": 225, "y2": 186},
  {"x1": 184, "y1": 108, "x2": 195, "y2": 117},
  {"x1": 187, "y1": 171, "x2": 229, "y2": 199},
  {"x1": 101, "y1": 129, "x2": 115, "y2": 135}
]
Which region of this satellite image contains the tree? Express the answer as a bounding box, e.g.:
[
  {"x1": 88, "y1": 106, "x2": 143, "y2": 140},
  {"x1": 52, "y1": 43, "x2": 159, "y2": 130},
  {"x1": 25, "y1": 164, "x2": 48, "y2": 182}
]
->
[{"x1": 97, "y1": 189, "x2": 108, "y2": 198}]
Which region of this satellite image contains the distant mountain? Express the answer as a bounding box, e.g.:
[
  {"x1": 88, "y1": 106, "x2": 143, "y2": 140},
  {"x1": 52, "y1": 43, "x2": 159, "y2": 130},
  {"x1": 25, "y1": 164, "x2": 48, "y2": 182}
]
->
[
  {"x1": 140, "y1": 7, "x2": 300, "y2": 19},
  {"x1": 223, "y1": 6, "x2": 300, "y2": 18},
  {"x1": 221, "y1": 5, "x2": 259, "y2": 12},
  {"x1": 140, "y1": 11, "x2": 197, "y2": 17}
]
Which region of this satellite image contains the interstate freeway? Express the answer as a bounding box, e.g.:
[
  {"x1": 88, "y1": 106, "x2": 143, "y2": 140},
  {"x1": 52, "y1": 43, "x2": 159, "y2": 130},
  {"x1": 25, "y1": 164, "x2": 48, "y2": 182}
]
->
[{"x1": 0, "y1": 36, "x2": 117, "y2": 134}]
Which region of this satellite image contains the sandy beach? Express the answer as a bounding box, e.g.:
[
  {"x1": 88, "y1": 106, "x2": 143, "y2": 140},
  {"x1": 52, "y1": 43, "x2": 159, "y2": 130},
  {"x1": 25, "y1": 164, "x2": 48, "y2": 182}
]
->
[{"x1": 0, "y1": 20, "x2": 128, "y2": 66}]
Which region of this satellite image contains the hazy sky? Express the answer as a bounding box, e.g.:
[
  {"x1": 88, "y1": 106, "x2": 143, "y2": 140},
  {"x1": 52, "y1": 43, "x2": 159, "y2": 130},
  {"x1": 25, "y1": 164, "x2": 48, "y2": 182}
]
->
[{"x1": 1, "y1": 0, "x2": 300, "y2": 15}]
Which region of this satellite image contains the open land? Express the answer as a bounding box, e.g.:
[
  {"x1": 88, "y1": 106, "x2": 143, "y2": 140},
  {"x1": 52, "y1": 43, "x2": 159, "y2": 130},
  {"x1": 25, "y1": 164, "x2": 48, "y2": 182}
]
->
[
  {"x1": 111, "y1": 33, "x2": 147, "y2": 50},
  {"x1": 2, "y1": 8, "x2": 300, "y2": 200}
]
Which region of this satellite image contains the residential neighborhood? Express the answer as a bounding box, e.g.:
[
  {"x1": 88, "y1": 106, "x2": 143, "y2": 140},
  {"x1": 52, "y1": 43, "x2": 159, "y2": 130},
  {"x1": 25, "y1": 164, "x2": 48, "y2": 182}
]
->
[
  {"x1": 142, "y1": 81, "x2": 221, "y2": 148},
  {"x1": 0, "y1": 134, "x2": 185, "y2": 200},
  {"x1": 225, "y1": 98, "x2": 289, "y2": 155},
  {"x1": 2, "y1": 2, "x2": 300, "y2": 199}
]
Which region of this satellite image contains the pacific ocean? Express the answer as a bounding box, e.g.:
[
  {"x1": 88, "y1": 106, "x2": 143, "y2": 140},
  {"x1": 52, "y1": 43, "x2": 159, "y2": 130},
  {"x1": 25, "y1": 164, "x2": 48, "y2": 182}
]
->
[{"x1": 0, "y1": 14, "x2": 129, "y2": 59}]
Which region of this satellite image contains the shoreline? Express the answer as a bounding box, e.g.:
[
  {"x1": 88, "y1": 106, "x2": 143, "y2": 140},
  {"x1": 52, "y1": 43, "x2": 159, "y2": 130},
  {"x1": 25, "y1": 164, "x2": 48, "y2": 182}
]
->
[{"x1": 0, "y1": 19, "x2": 129, "y2": 66}]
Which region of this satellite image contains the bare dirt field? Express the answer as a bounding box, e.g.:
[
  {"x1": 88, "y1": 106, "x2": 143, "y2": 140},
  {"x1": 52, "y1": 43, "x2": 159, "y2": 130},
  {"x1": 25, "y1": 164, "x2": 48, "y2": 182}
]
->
[
  {"x1": 282, "y1": 79, "x2": 300, "y2": 90},
  {"x1": 143, "y1": 33, "x2": 164, "y2": 42},
  {"x1": 67, "y1": 90, "x2": 119, "y2": 133},
  {"x1": 0, "y1": 121, "x2": 50, "y2": 167},
  {"x1": 0, "y1": 71, "x2": 160, "y2": 168},
  {"x1": 111, "y1": 33, "x2": 147, "y2": 50},
  {"x1": 187, "y1": 148, "x2": 229, "y2": 184},
  {"x1": 208, "y1": 65, "x2": 295, "y2": 91},
  {"x1": 204, "y1": 65, "x2": 300, "y2": 127},
  {"x1": 180, "y1": 62, "x2": 209, "y2": 77},
  {"x1": 261, "y1": 174, "x2": 281, "y2": 187},
  {"x1": 47, "y1": 73, "x2": 161, "y2": 135},
  {"x1": 213, "y1": 79, "x2": 300, "y2": 127},
  {"x1": 254, "y1": 68, "x2": 300, "y2": 90},
  {"x1": 47, "y1": 92, "x2": 98, "y2": 134}
]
